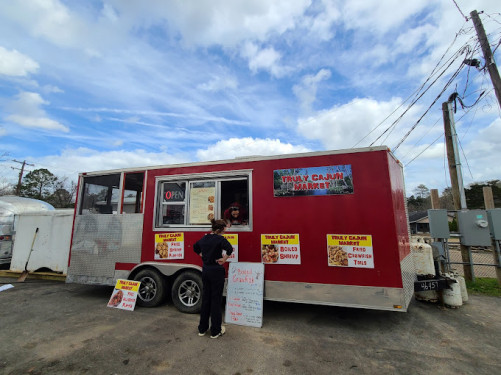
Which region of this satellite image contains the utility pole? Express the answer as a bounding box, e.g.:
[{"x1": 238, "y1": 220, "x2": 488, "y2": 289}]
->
[
  {"x1": 470, "y1": 10, "x2": 501, "y2": 110},
  {"x1": 483, "y1": 186, "x2": 501, "y2": 285},
  {"x1": 442, "y1": 102, "x2": 467, "y2": 209},
  {"x1": 442, "y1": 101, "x2": 473, "y2": 281},
  {"x1": 12, "y1": 159, "x2": 34, "y2": 196}
]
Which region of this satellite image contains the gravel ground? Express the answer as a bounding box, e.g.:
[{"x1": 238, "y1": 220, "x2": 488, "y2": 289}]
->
[{"x1": 0, "y1": 277, "x2": 500, "y2": 375}]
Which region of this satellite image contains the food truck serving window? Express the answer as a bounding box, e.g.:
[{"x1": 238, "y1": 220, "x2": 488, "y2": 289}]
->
[{"x1": 156, "y1": 172, "x2": 251, "y2": 229}]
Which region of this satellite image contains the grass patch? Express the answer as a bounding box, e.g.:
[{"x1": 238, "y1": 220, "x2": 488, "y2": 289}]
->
[{"x1": 466, "y1": 277, "x2": 501, "y2": 297}]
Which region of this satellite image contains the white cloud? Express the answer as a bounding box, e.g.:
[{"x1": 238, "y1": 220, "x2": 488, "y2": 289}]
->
[
  {"x1": 0, "y1": 0, "x2": 84, "y2": 48},
  {"x1": 5, "y1": 92, "x2": 69, "y2": 132},
  {"x1": 0, "y1": 127, "x2": 6, "y2": 137},
  {"x1": 302, "y1": 0, "x2": 340, "y2": 41},
  {"x1": 196, "y1": 137, "x2": 311, "y2": 161},
  {"x1": 296, "y1": 97, "x2": 413, "y2": 149},
  {"x1": 38, "y1": 147, "x2": 190, "y2": 178},
  {"x1": 241, "y1": 42, "x2": 286, "y2": 77},
  {"x1": 342, "y1": 0, "x2": 433, "y2": 34},
  {"x1": 107, "y1": 0, "x2": 311, "y2": 47},
  {"x1": 197, "y1": 75, "x2": 238, "y2": 92},
  {"x1": 0, "y1": 46, "x2": 39, "y2": 76},
  {"x1": 293, "y1": 68, "x2": 331, "y2": 112}
]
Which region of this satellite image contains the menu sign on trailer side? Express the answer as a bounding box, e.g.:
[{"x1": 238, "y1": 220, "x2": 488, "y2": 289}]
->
[
  {"x1": 261, "y1": 234, "x2": 300, "y2": 264},
  {"x1": 223, "y1": 234, "x2": 238, "y2": 262},
  {"x1": 225, "y1": 262, "x2": 265, "y2": 328},
  {"x1": 155, "y1": 232, "x2": 184, "y2": 259},
  {"x1": 327, "y1": 234, "x2": 374, "y2": 268}
]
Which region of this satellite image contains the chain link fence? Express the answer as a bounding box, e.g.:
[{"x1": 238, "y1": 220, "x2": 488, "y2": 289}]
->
[{"x1": 446, "y1": 242, "x2": 498, "y2": 278}]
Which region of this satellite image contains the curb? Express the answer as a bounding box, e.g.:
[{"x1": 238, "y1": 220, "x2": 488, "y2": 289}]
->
[{"x1": 0, "y1": 270, "x2": 66, "y2": 282}]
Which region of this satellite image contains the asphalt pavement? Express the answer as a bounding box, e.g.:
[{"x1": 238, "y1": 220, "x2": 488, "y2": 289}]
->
[{"x1": 0, "y1": 277, "x2": 500, "y2": 375}]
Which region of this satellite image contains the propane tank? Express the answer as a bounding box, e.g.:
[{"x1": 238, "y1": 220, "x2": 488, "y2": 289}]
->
[
  {"x1": 414, "y1": 290, "x2": 439, "y2": 303},
  {"x1": 442, "y1": 274, "x2": 463, "y2": 308},
  {"x1": 411, "y1": 236, "x2": 435, "y2": 277},
  {"x1": 455, "y1": 274, "x2": 468, "y2": 303}
]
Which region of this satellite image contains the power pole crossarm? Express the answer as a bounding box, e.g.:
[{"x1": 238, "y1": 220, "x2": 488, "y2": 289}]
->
[{"x1": 470, "y1": 10, "x2": 501, "y2": 110}]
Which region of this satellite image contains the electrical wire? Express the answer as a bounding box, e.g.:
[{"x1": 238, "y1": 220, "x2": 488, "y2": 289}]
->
[
  {"x1": 370, "y1": 39, "x2": 472, "y2": 147},
  {"x1": 353, "y1": 22, "x2": 469, "y2": 148},
  {"x1": 450, "y1": 0, "x2": 468, "y2": 22},
  {"x1": 404, "y1": 86, "x2": 492, "y2": 180},
  {"x1": 392, "y1": 54, "x2": 468, "y2": 151}
]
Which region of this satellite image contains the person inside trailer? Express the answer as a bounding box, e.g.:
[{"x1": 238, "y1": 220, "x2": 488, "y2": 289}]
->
[{"x1": 223, "y1": 202, "x2": 247, "y2": 225}]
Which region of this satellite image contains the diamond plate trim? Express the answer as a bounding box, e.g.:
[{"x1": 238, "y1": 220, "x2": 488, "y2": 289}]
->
[{"x1": 68, "y1": 214, "x2": 143, "y2": 281}]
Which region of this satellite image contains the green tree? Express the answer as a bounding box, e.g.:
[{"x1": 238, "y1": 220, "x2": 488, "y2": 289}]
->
[
  {"x1": 19, "y1": 168, "x2": 57, "y2": 200},
  {"x1": 413, "y1": 184, "x2": 430, "y2": 199},
  {"x1": 465, "y1": 180, "x2": 501, "y2": 209},
  {"x1": 439, "y1": 187, "x2": 455, "y2": 210},
  {"x1": 0, "y1": 178, "x2": 14, "y2": 196},
  {"x1": 46, "y1": 178, "x2": 76, "y2": 208},
  {"x1": 407, "y1": 194, "x2": 430, "y2": 212}
]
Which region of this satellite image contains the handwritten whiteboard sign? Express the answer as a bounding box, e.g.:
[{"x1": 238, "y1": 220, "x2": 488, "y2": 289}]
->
[{"x1": 225, "y1": 262, "x2": 264, "y2": 328}]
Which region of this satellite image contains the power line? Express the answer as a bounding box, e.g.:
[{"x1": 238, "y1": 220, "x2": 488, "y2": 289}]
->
[
  {"x1": 392, "y1": 55, "x2": 467, "y2": 151},
  {"x1": 450, "y1": 0, "x2": 468, "y2": 22},
  {"x1": 353, "y1": 22, "x2": 470, "y2": 148},
  {"x1": 404, "y1": 88, "x2": 488, "y2": 168},
  {"x1": 375, "y1": 45, "x2": 469, "y2": 149}
]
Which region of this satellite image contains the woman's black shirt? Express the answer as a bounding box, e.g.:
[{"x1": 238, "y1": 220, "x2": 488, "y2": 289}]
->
[{"x1": 193, "y1": 233, "x2": 233, "y2": 266}]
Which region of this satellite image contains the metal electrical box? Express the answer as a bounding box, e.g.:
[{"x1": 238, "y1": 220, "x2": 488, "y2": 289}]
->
[
  {"x1": 487, "y1": 209, "x2": 501, "y2": 240},
  {"x1": 457, "y1": 210, "x2": 491, "y2": 246},
  {"x1": 428, "y1": 209, "x2": 450, "y2": 239}
]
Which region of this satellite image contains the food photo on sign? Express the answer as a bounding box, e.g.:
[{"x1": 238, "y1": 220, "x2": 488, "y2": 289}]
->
[{"x1": 108, "y1": 289, "x2": 123, "y2": 307}]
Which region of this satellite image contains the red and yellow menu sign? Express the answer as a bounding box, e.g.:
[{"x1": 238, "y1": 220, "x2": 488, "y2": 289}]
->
[
  {"x1": 261, "y1": 234, "x2": 300, "y2": 264},
  {"x1": 107, "y1": 279, "x2": 141, "y2": 311},
  {"x1": 155, "y1": 232, "x2": 184, "y2": 260},
  {"x1": 327, "y1": 234, "x2": 374, "y2": 268},
  {"x1": 223, "y1": 234, "x2": 238, "y2": 262}
]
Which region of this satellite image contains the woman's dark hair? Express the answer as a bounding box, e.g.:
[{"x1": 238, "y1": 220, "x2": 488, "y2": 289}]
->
[{"x1": 211, "y1": 219, "x2": 227, "y2": 233}]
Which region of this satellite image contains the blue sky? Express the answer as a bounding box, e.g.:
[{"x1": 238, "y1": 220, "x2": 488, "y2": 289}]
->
[{"x1": 1, "y1": 0, "x2": 500, "y2": 197}]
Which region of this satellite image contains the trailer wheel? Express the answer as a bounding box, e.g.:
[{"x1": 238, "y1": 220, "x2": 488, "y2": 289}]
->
[
  {"x1": 171, "y1": 271, "x2": 203, "y2": 314},
  {"x1": 134, "y1": 269, "x2": 166, "y2": 307}
]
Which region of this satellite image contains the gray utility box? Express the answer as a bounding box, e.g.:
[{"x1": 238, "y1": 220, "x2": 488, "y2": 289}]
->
[
  {"x1": 487, "y1": 209, "x2": 501, "y2": 240},
  {"x1": 428, "y1": 209, "x2": 450, "y2": 239},
  {"x1": 457, "y1": 210, "x2": 491, "y2": 246}
]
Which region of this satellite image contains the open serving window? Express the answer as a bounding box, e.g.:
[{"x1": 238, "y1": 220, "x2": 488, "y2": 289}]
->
[{"x1": 155, "y1": 171, "x2": 251, "y2": 230}]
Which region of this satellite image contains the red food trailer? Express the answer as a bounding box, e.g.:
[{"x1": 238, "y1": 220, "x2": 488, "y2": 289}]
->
[{"x1": 67, "y1": 146, "x2": 415, "y2": 312}]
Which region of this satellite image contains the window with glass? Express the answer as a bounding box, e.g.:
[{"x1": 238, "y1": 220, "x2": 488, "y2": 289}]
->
[
  {"x1": 156, "y1": 172, "x2": 251, "y2": 228},
  {"x1": 79, "y1": 174, "x2": 121, "y2": 214},
  {"x1": 122, "y1": 172, "x2": 145, "y2": 214}
]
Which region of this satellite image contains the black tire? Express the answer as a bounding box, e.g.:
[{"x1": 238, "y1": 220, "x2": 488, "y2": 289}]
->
[
  {"x1": 134, "y1": 269, "x2": 166, "y2": 307},
  {"x1": 171, "y1": 271, "x2": 203, "y2": 313}
]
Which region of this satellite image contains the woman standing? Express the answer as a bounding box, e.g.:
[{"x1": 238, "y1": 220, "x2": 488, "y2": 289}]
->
[{"x1": 194, "y1": 219, "x2": 233, "y2": 338}]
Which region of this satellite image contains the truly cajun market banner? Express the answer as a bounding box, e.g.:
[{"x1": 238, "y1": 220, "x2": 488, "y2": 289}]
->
[
  {"x1": 155, "y1": 232, "x2": 184, "y2": 260},
  {"x1": 327, "y1": 234, "x2": 374, "y2": 268},
  {"x1": 261, "y1": 234, "x2": 300, "y2": 264},
  {"x1": 273, "y1": 165, "x2": 353, "y2": 197},
  {"x1": 223, "y1": 234, "x2": 238, "y2": 262},
  {"x1": 107, "y1": 279, "x2": 141, "y2": 311}
]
